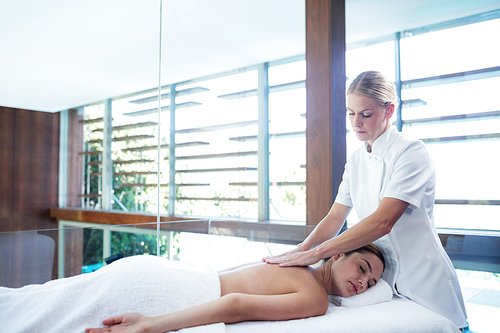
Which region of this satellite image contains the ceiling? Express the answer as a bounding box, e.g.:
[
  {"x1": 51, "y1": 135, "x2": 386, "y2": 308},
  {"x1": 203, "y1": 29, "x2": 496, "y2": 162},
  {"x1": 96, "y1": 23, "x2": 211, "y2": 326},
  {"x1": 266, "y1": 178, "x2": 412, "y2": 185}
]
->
[{"x1": 1, "y1": 0, "x2": 499, "y2": 112}]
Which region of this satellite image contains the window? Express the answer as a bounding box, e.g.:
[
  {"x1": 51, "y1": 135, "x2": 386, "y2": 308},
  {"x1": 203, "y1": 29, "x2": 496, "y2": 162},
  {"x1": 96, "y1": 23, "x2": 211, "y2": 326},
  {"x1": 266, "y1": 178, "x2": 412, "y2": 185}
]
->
[
  {"x1": 79, "y1": 11, "x2": 500, "y2": 232},
  {"x1": 400, "y1": 16, "x2": 500, "y2": 231},
  {"x1": 268, "y1": 58, "x2": 306, "y2": 221},
  {"x1": 80, "y1": 62, "x2": 308, "y2": 222}
]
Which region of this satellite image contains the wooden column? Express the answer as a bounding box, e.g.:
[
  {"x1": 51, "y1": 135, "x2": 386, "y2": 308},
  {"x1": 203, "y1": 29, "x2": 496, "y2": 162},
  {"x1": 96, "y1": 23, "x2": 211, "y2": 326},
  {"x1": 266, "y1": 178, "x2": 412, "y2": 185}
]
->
[
  {"x1": 66, "y1": 108, "x2": 84, "y2": 207},
  {"x1": 306, "y1": 0, "x2": 346, "y2": 225}
]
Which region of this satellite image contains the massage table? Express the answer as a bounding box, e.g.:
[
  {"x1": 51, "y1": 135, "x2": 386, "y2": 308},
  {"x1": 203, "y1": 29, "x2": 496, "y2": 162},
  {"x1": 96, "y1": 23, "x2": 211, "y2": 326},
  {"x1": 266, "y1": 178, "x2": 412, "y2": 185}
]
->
[{"x1": 0, "y1": 255, "x2": 460, "y2": 333}]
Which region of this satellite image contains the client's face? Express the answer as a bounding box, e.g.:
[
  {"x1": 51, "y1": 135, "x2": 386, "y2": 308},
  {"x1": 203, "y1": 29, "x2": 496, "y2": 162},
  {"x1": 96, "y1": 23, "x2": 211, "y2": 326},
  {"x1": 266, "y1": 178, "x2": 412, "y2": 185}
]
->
[{"x1": 329, "y1": 251, "x2": 384, "y2": 298}]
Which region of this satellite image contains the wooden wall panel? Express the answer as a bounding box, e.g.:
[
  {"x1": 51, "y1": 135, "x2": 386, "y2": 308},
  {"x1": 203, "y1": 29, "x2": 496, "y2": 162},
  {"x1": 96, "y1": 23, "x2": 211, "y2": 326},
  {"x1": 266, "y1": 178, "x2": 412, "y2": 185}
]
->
[
  {"x1": 12, "y1": 108, "x2": 59, "y2": 230},
  {"x1": 0, "y1": 106, "x2": 60, "y2": 280},
  {"x1": 0, "y1": 108, "x2": 15, "y2": 224},
  {"x1": 305, "y1": 0, "x2": 346, "y2": 225}
]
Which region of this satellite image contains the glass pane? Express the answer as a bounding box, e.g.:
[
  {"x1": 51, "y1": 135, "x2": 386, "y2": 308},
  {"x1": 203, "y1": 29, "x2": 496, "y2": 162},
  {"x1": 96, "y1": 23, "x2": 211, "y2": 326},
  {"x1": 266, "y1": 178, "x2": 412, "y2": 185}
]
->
[
  {"x1": 435, "y1": 204, "x2": 500, "y2": 231},
  {"x1": 81, "y1": 104, "x2": 105, "y2": 210},
  {"x1": 268, "y1": 84, "x2": 306, "y2": 221},
  {"x1": 403, "y1": 118, "x2": 500, "y2": 139},
  {"x1": 427, "y1": 141, "x2": 500, "y2": 201},
  {"x1": 268, "y1": 59, "x2": 305, "y2": 86},
  {"x1": 401, "y1": 18, "x2": 500, "y2": 80},
  {"x1": 346, "y1": 41, "x2": 395, "y2": 82},
  {"x1": 401, "y1": 76, "x2": 500, "y2": 120},
  {"x1": 174, "y1": 71, "x2": 259, "y2": 219},
  {"x1": 111, "y1": 92, "x2": 170, "y2": 214}
]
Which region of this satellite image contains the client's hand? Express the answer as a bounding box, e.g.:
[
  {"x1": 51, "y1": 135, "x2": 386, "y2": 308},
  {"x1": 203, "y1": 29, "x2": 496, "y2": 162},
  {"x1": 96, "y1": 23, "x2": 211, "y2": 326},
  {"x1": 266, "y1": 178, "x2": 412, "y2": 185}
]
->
[
  {"x1": 263, "y1": 244, "x2": 322, "y2": 267},
  {"x1": 85, "y1": 313, "x2": 152, "y2": 333}
]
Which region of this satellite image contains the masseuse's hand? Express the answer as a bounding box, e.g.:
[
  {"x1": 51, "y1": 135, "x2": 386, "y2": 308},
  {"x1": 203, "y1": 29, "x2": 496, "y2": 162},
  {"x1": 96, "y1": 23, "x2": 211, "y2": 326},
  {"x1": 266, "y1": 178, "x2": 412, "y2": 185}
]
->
[
  {"x1": 85, "y1": 313, "x2": 152, "y2": 333},
  {"x1": 263, "y1": 244, "x2": 322, "y2": 267}
]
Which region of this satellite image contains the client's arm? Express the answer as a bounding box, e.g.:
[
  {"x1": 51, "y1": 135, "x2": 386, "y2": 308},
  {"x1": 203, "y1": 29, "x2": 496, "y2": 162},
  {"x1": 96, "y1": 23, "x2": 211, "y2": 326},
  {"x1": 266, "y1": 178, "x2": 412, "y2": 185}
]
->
[{"x1": 85, "y1": 290, "x2": 329, "y2": 333}]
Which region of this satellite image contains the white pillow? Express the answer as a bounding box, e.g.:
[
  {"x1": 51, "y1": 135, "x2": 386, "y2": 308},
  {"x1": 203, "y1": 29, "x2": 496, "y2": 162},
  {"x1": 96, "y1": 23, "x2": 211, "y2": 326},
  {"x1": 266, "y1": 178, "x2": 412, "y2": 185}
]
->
[{"x1": 329, "y1": 278, "x2": 393, "y2": 307}]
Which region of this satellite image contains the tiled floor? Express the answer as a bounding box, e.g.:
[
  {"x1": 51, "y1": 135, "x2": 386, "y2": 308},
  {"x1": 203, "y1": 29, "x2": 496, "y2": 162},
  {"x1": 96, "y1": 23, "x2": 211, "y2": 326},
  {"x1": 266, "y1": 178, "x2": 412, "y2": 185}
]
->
[{"x1": 459, "y1": 271, "x2": 500, "y2": 333}]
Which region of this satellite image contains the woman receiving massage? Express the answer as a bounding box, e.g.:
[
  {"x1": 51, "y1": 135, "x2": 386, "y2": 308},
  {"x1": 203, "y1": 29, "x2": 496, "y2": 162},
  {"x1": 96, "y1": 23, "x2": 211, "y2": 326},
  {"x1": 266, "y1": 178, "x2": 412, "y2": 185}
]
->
[{"x1": 84, "y1": 243, "x2": 384, "y2": 333}]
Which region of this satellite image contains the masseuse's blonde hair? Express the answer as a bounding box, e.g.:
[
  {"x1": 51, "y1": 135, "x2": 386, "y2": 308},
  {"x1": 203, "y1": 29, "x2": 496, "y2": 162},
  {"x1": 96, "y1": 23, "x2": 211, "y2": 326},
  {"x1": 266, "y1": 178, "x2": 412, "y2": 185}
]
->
[{"x1": 348, "y1": 71, "x2": 398, "y2": 111}]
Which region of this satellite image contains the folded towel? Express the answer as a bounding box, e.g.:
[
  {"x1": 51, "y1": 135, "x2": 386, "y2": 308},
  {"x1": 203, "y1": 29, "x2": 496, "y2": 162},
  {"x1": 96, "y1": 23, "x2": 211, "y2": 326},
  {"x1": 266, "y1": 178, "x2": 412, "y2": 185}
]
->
[
  {"x1": 0, "y1": 255, "x2": 224, "y2": 333},
  {"x1": 328, "y1": 278, "x2": 393, "y2": 307}
]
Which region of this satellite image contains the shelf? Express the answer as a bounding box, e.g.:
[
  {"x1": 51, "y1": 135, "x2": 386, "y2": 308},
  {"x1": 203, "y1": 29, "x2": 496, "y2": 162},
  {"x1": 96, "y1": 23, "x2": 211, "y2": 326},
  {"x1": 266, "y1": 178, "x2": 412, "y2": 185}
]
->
[
  {"x1": 402, "y1": 65, "x2": 500, "y2": 89},
  {"x1": 77, "y1": 194, "x2": 101, "y2": 198},
  {"x1": 176, "y1": 167, "x2": 257, "y2": 173},
  {"x1": 435, "y1": 199, "x2": 500, "y2": 206},
  {"x1": 116, "y1": 183, "x2": 170, "y2": 188},
  {"x1": 123, "y1": 101, "x2": 202, "y2": 117},
  {"x1": 176, "y1": 151, "x2": 257, "y2": 160},
  {"x1": 271, "y1": 181, "x2": 306, "y2": 186},
  {"x1": 229, "y1": 181, "x2": 305, "y2": 186},
  {"x1": 121, "y1": 141, "x2": 209, "y2": 152},
  {"x1": 78, "y1": 151, "x2": 102, "y2": 156},
  {"x1": 122, "y1": 144, "x2": 169, "y2": 152},
  {"x1": 217, "y1": 80, "x2": 305, "y2": 100},
  {"x1": 79, "y1": 117, "x2": 103, "y2": 124},
  {"x1": 172, "y1": 197, "x2": 257, "y2": 202},
  {"x1": 129, "y1": 87, "x2": 210, "y2": 104},
  {"x1": 92, "y1": 121, "x2": 158, "y2": 132},
  {"x1": 229, "y1": 131, "x2": 305, "y2": 142},
  {"x1": 421, "y1": 133, "x2": 500, "y2": 143},
  {"x1": 92, "y1": 171, "x2": 158, "y2": 176},
  {"x1": 85, "y1": 159, "x2": 155, "y2": 166},
  {"x1": 217, "y1": 88, "x2": 257, "y2": 100},
  {"x1": 402, "y1": 110, "x2": 500, "y2": 126},
  {"x1": 401, "y1": 99, "x2": 427, "y2": 108},
  {"x1": 86, "y1": 135, "x2": 156, "y2": 145},
  {"x1": 116, "y1": 183, "x2": 210, "y2": 188},
  {"x1": 114, "y1": 159, "x2": 155, "y2": 164},
  {"x1": 176, "y1": 120, "x2": 258, "y2": 134},
  {"x1": 113, "y1": 134, "x2": 155, "y2": 142},
  {"x1": 113, "y1": 171, "x2": 158, "y2": 176}
]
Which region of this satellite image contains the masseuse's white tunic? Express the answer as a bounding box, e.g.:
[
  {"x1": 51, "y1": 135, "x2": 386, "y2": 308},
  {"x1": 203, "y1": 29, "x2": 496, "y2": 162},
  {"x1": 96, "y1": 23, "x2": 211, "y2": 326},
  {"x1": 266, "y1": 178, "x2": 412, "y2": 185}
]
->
[{"x1": 335, "y1": 126, "x2": 467, "y2": 328}]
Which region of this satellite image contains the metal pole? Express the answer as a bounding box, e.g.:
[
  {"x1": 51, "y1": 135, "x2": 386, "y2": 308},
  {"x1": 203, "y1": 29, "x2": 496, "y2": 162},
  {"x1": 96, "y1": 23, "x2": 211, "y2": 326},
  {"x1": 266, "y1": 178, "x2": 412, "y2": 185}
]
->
[
  {"x1": 102, "y1": 99, "x2": 113, "y2": 210},
  {"x1": 157, "y1": 0, "x2": 163, "y2": 256},
  {"x1": 394, "y1": 32, "x2": 403, "y2": 132},
  {"x1": 257, "y1": 63, "x2": 270, "y2": 221},
  {"x1": 169, "y1": 84, "x2": 177, "y2": 216}
]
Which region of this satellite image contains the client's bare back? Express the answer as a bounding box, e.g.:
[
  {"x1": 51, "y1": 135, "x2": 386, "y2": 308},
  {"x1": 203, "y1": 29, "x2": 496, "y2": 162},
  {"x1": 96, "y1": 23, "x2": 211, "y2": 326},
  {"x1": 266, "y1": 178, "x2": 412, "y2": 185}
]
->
[{"x1": 218, "y1": 262, "x2": 327, "y2": 298}]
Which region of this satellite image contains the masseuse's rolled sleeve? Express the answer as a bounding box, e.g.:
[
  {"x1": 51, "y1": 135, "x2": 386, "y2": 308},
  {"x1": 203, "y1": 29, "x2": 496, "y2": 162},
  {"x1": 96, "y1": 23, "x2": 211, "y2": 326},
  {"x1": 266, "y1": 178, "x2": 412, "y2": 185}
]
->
[{"x1": 383, "y1": 141, "x2": 434, "y2": 210}]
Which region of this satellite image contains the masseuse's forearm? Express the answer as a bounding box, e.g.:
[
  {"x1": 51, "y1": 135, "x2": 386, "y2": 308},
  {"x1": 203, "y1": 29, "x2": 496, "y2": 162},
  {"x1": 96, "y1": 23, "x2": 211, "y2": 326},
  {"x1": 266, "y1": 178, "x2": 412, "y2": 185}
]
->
[
  {"x1": 301, "y1": 203, "x2": 351, "y2": 249},
  {"x1": 312, "y1": 197, "x2": 408, "y2": 259}
]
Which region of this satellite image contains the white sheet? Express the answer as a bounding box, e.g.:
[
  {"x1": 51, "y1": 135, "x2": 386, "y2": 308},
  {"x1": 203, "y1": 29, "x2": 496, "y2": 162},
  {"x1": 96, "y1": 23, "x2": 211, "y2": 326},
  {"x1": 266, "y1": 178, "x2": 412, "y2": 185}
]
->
[
  {"x1": 0, "y1": 255, "x2": 461, "y2": 333},
  {"x1": 0, "y1": 255, "x2": 224, "y2": 333},
  {"x1": 227, "y1": 296, "x2": 460, "y2": 333}
]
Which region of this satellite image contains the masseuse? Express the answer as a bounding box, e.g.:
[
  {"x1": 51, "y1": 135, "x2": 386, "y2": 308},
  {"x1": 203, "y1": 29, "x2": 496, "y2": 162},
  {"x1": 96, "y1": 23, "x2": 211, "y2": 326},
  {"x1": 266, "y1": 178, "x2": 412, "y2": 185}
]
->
[{"x1": 264, "y1": 70, "x2": 467, "y2": 328}]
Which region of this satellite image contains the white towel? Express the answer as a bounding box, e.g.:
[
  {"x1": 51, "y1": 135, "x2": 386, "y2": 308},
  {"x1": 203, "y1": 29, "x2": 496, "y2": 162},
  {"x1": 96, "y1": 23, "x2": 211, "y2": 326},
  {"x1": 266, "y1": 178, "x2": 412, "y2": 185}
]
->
[
  {"x1": 328, "y1": 278, "x2": 393, "y2": 307},
  {"x1": 227, "y1": 296, "x2": 460, "y2": 333},
  {"x1": 0, "y1": 255, "x2": 224, "y2": 333}
]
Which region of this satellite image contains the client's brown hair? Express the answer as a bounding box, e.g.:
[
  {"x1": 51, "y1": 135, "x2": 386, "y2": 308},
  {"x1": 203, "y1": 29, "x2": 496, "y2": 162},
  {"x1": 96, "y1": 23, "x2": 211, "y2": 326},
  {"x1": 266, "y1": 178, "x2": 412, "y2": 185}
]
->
[
  {"x1": 345, "y1": 243, "x2": 385, "y2": 271},
  {"x1": 324, "y1": 243, "x2": 386, "y2": 271}
]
